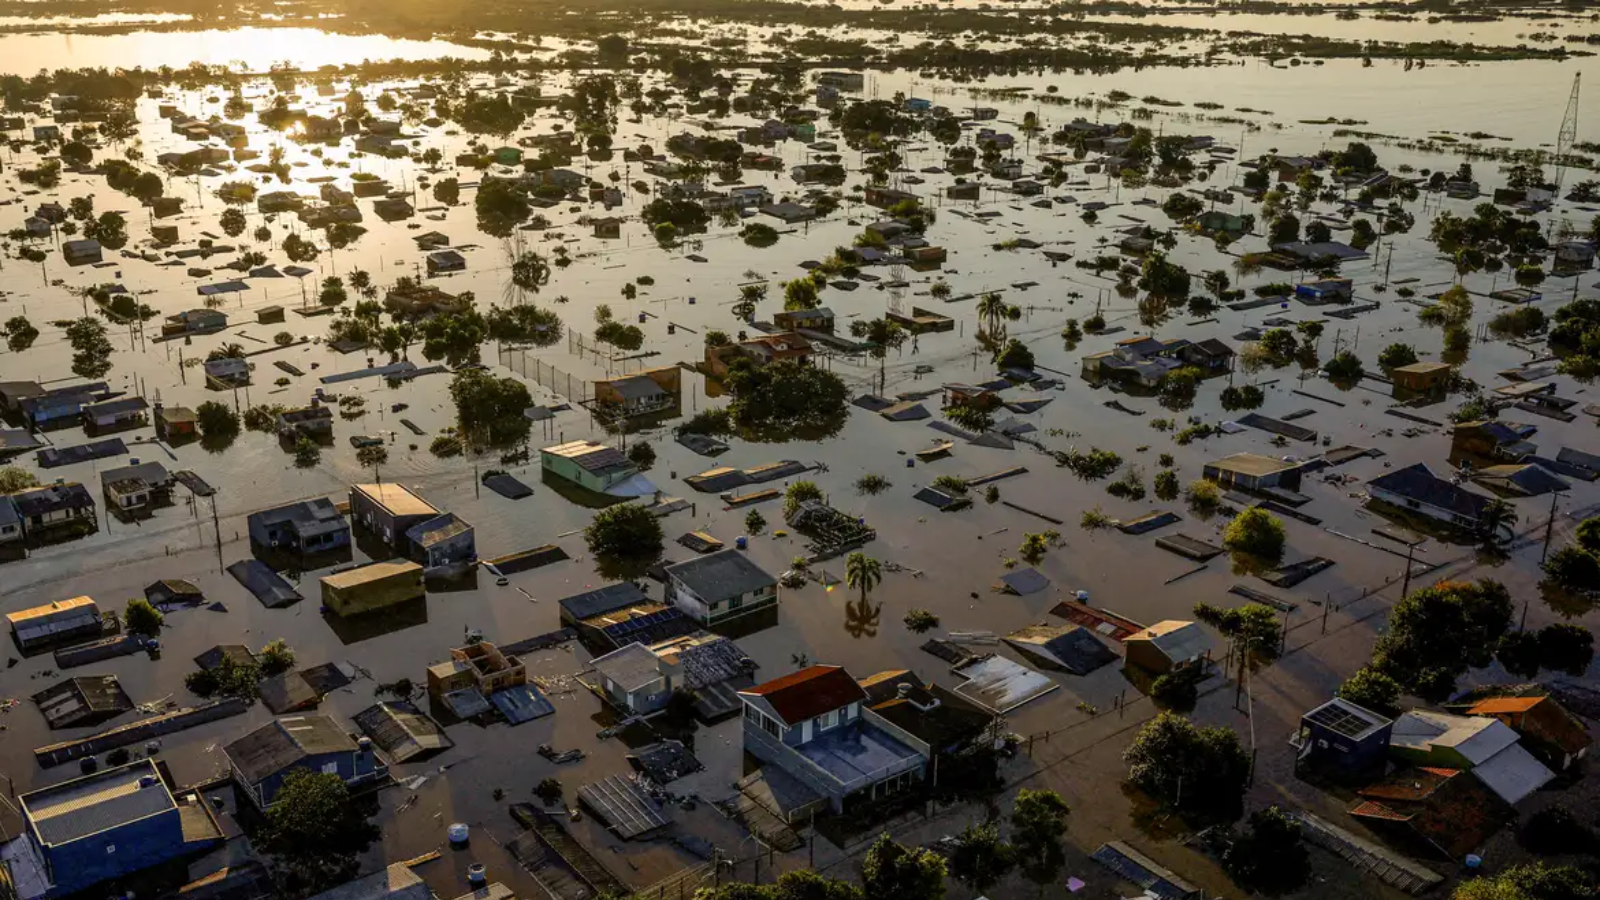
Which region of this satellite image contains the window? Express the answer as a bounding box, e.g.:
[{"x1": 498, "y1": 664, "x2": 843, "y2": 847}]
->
[
  {"x1": 816, "y1": 709, "x2": 841, "y2": 732},
  {"x1": 321, "y1": 762, "x2": 340, "y2": 775},
  {"x1": 729, "y1": 595, "x2": 743, "y2": 610}
]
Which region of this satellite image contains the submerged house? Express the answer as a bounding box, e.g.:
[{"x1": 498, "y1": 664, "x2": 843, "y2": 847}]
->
[
  {"x1": 403, "y1": 513, "x2": 476, "y2": 576},
  {"x1": 224, "y1": 715, "x2": 386, "y2": 809},
  {"x1": 15, "y1": 760, "x2": 224, "y2": 898},
  {"x1": 1452, "y1": 420, "x2": 1538, "y2": 462},
  {"x1": 539, "y1": 440, "x2": 651, "y2": 497},
  {"x1": 7, "y1": 596, "x2": 101, "y2": 651},
  {"x1": 1367, "y1": 463, "x2": 1493, "y2": 531},
  {"x1": 1466, "y1": 696, "x2": 1592, "y2": 772},
  {"x1": 1203, "y1": 453, "x2": 1303, "y2": 492},
  {"x1": 739, "y1": 665, "x2": 925, "y2": 817},
  {"x1": 663, "y1": 549, "x2": 778, "y2": 627},
  {"x1": 1291, "y1": 696, "x2": 1395, "y2": 780},
  {"x1": 10, "y1": 482, "x2": 96, "y2": 540},
  {"x1": 247, "y1": 498, "x2": 350, "y2": 554},
  {"x1": 1123, "y1": 621, "x2": 1212, "y2": 675},
  {"x1": 348, "y1": 483, "x2": 439, "y2": 551}
]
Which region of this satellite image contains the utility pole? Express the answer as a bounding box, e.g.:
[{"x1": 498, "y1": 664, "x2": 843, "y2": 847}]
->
[{"x1": 1541, "y1": 489, "x2": 1563, "y2": 563}]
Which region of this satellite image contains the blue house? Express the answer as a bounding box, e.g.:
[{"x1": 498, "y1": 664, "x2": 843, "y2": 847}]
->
[
  {"x1": 17, "y1": 760, "x2": 223, "y2": 897},
  {"x1": 223, "y1": 714, "x2": 386, "y2": 810},
  {"x1": 247, "y1": 499, "x2": 350, "y2": 553},
  {"x1": 1292, "y1": 697, "x2": 1394, "y2": 781},
  {"x1": 738, "y1": 665, "x2": 925, "y2": 819},
  {"x1": 403, "y1": 512, "x2": 476, "y2": 576}
]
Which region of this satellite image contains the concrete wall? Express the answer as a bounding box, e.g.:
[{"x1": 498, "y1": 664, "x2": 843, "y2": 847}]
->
[{"x1": 743, "y1": 715, "x2": 846, "y2": 811}]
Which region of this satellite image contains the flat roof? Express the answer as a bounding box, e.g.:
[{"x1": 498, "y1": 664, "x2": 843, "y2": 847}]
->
[
  {"x1": 1208, "y1": 452, "x2": 1299, "y2": 478},
  {"x1": 541, "y1": 440, "x2": 631, "y2": 473},
  {"x1": 352, "y1": 483, "x2": 438, "y2": 518},
  {"x1": 22, "y1": 760, "x2": 174, "y2": 847},
  {"x1": 7, "y1": 596, "x2": 98, "y2": 625},
  {"x1": 321, "y1": 561, "x2": 422, "y2": 590}
]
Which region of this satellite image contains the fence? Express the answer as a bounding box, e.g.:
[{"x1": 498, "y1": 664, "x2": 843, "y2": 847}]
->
[{"x1": 497, "y1": 345, "x2": 593, "y2": 403}]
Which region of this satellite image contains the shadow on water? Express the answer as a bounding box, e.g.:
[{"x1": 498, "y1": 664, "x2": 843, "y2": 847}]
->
[
  {"x1": 843, "y1": 595, "x2": 882, "y2": 639},
  {"x1": 426, "y1": 569, "x2": 480, "y2": 595},
  {"x1": 322, "y1": 596, "x2": 429, "y2": 645}
]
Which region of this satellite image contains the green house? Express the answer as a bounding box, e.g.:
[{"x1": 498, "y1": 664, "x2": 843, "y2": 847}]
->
[
  {"x1": 540, "y1": 440, "x2": 638, "y2": 493},
  {"x1": 794, "y1": 123, "x2": 817, "y2": 142},
  {"x1": 493, "y1": 146, "x2": 524, "y2": 166}
]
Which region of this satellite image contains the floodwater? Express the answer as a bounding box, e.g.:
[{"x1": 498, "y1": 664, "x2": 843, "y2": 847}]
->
[
  {"x1": 0, "y1": 27, "x2": 490, "y2": 74},
  {"x1": 0, "y1": 25, "x2": 1598, "y2": 900}
]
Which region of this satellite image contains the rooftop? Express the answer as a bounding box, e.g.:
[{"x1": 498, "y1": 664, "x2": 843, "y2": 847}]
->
[
  {"x1": 21, "y1": 760, "x2": 175, "y2": 847},
  {"x1": 321, "y1": 561, "x2": 423, "y2": 591},
  {"x1": 664, "y1": 548, "x2": 776, "y2": 604},
  {"x1": 558, "y1": 582, "x2": 651, "y2": 622},
  {"x1": 1126, "y1": 620, "x2": 1212, "y2": 661},
  {"x1": 541, "y1": 440, "x2": 633, "y2": 474},
  {"x1": 1303, "y1": 697, "x2": 1393, "y2": 740},
  {"x1": 1392, "y1": 710, "x2": 1517, "y2": 765},
  {"x1": 1208, "y1": 452, "x2": 1299, "y2": 478},
  {"x1": 224, "y1": 715, "x2": 359, "y2": 784},
  {"x1": 591, "y1": 642, "x2": 663, "y2": 693},
  {"x1": 794, "y1": 720, "x2": 923, "y2": 791},
  {"x1": 302, "y1": 864, "x2": 431, "y2": 900},
  {"x1": 352, "y1": 483, "x2": 438, "y2": 518},
  {"x1": 742, "y1": 665, "x2": 865, "y2": 726},
  {"x1": 7, "y1": 596, "x2": 98, "y2": 626}
]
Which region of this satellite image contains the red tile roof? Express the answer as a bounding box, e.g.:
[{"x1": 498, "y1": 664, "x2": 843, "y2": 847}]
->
[
  {"x1": 744, "y1": 665, "x2": 865, "y2": 725},
  {"x1": 1469, "y1": 697, "x2": 1543, "y2": 715}
]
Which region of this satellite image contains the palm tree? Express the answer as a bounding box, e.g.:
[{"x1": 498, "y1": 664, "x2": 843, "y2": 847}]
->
[
  {"x1": 845, "y1": 552, "x2": 882, "y2": 606},
  {"x1": 1478, "y1": 499, "x2": 1519, "y2": 545},
  {"x1": 208, "y1": 343, "x2": 246, "y2": 360},
  {"x1": 977, "y1": 292, "x2": 1006, "y2": 334}
]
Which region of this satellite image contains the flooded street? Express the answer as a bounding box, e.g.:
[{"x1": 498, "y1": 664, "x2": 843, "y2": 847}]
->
[{"x1": 0, "y1": 15, "x2": 1598, "y2": 900}]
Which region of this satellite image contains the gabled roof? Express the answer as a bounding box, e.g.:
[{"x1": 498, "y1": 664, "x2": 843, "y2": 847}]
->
[
  {"x1": 1368, "y1": 463, "x2": 1492, "y2": 521},
  {"x1": 1391, "y1": 710, "x2": 1517, "y2": 765},
  {"x1": 1125, "y1": 620, "x2": 1212, "y2": 663},
  {"x1": 741, "y1": 665, "x2": 865, "y2": 726},
  {"x1": 591, "y1": 642, "x2": 663, "y2": 693},
  {"x1": 224, "y1": 715, "x2": 358, "y2": 784}
]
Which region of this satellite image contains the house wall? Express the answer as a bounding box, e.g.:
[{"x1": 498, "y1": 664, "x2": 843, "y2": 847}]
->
[
  {"x1": 1369, "y1": 484, "x2": 1479, "y2": 528},
  {"x1": 36, "y1": 806, "x2": 187, "y2": 896},
  {"x1": 422, "y1": 528, "x2": 476, "y2": 569},
  {"x1": 322, "y1": 568, "x2": 425, "y2": 616},
  {"x1": 1124, "y1": 640, "x2": 1174, "y2": 674},
  {"x1": 669, "y1": 578, "x2": 777, "y2": 625},
  {"x1": 254, "y1": 749, "x2": 383, "y2": 808},
  {"x1": 603, "y1": 674, "x2": 672, "y2": 715}
]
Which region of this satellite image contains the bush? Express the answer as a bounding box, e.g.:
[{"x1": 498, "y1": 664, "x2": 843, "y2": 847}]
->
[
  {"x1": 1153, "y1": 469, "x2": 1179, "y2": 501},
  {"x1": 1378, "y1": 343, "x2": 1419, "y2": 369},
  {"x1": 196, "y1": 400, "x2": 240, "y2": 438},
  {"x1": 1186, "y1": 479, "x2": 1221, "y2": 512},
  {"x1": 1322, "y1": 350, "x2": 1365, "y2": 382},
  {"x1": 258, "y1": 638, "x2": 295, "y2": 676},
  {"x1": 584, "y1": 504, "x2": 664, "y2": 559},
  {"x1": 1150, "y1": 666, "x2": 1201, "y2": 712},
  {"x1": 1224, "y1": 508, "x2": 1286, "y2": 560},
  {"x1": 627, "y1": 442, "x2": 656, "y2": 470},
  {"x1": 124, "y1": 598, "x2": 164, "y2": 638},
  {"x1": 1543, "y1": 545, "x2": 1600, "y2": 594},
  {"x1": 904, "y1": 609, "x2": 940, "y2": 633},
  {"x1": 783, "y1": 481, "x2": 824, "y2": 518}
]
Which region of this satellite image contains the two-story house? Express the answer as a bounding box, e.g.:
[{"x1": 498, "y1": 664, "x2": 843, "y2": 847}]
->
[
  {"x1": 738, "y1": 665, "x2": 925, "y2": 819},
  {"x1": 663, "y1": 549, "x2": 777, "y2": 626}
]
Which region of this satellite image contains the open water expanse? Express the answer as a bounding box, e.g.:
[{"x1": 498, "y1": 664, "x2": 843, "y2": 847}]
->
[{"x1": 0, "y1": 18, "x2": 1598, "y2": 900}]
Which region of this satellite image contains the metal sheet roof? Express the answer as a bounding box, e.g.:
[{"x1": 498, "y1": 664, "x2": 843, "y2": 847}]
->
[{"x1": 22, "y1": 760, "x2": 174, "y2": 847}]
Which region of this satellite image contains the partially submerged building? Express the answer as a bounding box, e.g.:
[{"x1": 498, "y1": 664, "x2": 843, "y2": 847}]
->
[
  {"x1": 7, "y1": 596, "x2": 101, "y2": 651},
  {"x1": 1203, "y1": 453, "x2": 1303, "y2": 493},
  {"x1": 319, "y1": 561, "x2": 426, "y2": 617},
  {"x1": 247, "y1": 498, "x2": 351, "y2": 554},
  {"x1": 739, "y1": 665, "x2": 925, "y2": 817},
  {"x1": 1367, "y1": 463, "x2": 1493, "y2": 531},
  {"x1": 15, "y1": 760, "x2": 224, "y2": 898},
  {"x1": 1123, "y1": 620, "x2": 1212, "y2": 675},
  {"x1": 663, "y1": 549, "x2": 778, "y2": 627},
  {"x1": 224, "y1": 714, "x2": 385, "y2": 809}
]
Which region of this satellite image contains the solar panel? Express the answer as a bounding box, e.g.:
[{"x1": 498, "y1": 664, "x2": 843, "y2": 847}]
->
[{"x1": 1307, "y1": 702, "x2": 1381, "y2": 739}]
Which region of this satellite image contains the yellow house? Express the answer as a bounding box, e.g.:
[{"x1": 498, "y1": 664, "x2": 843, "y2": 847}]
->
[{"x1": 320, "y1": 561, "x2": 424, "y2": 616}]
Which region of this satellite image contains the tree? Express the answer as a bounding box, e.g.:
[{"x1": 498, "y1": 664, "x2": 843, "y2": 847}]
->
[
  {"x1": 994, "y1": 339, "x2": 1034, "y2": 371},
  {"x1": 131, "y1": 172, "x2": 165, "y2": 204},
  {"x1": 1452, "y1": 865, "x2": 1593, "y2": 900},
  {"x1": 258, "y1": 771, "x2": 380, "y2": 895},
  {"x1": 196, "y1": 400, "x2": 240, "y2": 439},
  {"x1": 860, "y1": 834, "x2": 945, "y2": 900},
  {"x1": 1478, "y1": 498, "x2": 1518, "y2": 545},
  {"x1": 356, "y1": 444, "x2": 389, "y2": 479},
  {"x1": 585, "y1": 503, "x2": 664, "y2": 560},
  {"x1": 783, "y1": 277, "x2": 821, "y2": 311},
  {"x1": 1224, "y1": 807, "x2": 1310, "y2": 895},
  {"x1": 258, "y1": 638, "x2": 295, "y2": 676},
  {"x1": 1538, "y1": 623, "x2": 1594, "y2": 676},
  {"x1": 1372, "y1": 579, "x2": 1514, "y2": 700},
  {"x1": 65, "y1": 317, "x2": 114, "y2": 379},
  {"x1": 724, "y1": 359, "x2": 848, "y2": 436},
  {"x1": 512, "y1": 251, "x2": 551, "y2": 295},
  {"x1": 0, "y1": 466, "x2": 39, "y2": 493},
  {"x1": 1268, "y1": 213, "x2": 1300, "y2": 245},
  {"x1": 1195, "y1": 602, "x2": 1282, "y2": 669},
  {"x1": 1578, "y1": 517, "x2": 1600, "y2": 555},
  {"x1": 1337, "y1": 667, "x2": 1402, "y2": 717},
  {"x1": 85, "y1": 212, "x2": 128, "y2": 249},
  {"x1": 745, "y1": 508, "x2": 766, "y2": 535},
  {"x1": 945, "y1": 824, "x2": 1014, "y2": 895},
  {"x1": 1223, "y1": 508, "x2": 1286, "y2": 560},
  {"x1": 845, "y1": 552, "x2": 882, "y2": 606},
  {"x1": 220, "y1": 207, "x2": 247, "y2": 238},
  {"x1": 4, "y1": 316, "x2": 39, "y2": 352},
  {"x1": 476, "y1": 180, "x2": 530, "y2": 237},
  {"x1": 283, "y1": 233, "x2": 319, "y2": 262},
  {"x1": 1304, "y1": 219, "x2": 1332, "y2": 244},
  {"x1": 185, "y1": 656, "x2": 261, "y2": 701},
  {"x1": 433, "y1": 178, "x2": 461, "y2": 206},
  {"x1": 1010, "y1": 789, "x2": 1069, "y2": 898},
  {"x1": 627, "y1": 441, "x2": 655, "y2": 470},
  {"x1": 1124, "y1": 712, "x2": 1251, "y2": 817},
  {"x1": 784, "y1": 481, "x2": 824, "y2": 519},
  {"x1": 293, "y1": 436, "x2": 321, "y2": 469},
  {"x1": 1545, "y1": 545, "x2": 1600, "y2": 594},
  {"x1": 1322, "y1": 350, "x2": 1365, "y2": 383},
  {"x1": 903, "y1": 609, "x2": 940, "y2": 633},
  {"x1": 449, "y1": 369, "x2": 531, "y2": 448},
  {"x1": 1379, "y1": 343, "x2": 1419, "y2": 369},
  {"x1": 124, "y1": 598, "x2": 164, "y2": 638}
]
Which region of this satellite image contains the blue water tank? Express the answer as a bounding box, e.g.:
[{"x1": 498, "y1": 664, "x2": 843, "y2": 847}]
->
[{"x1": 735, "y1": 535, "x2": 748, "y2": 550}]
